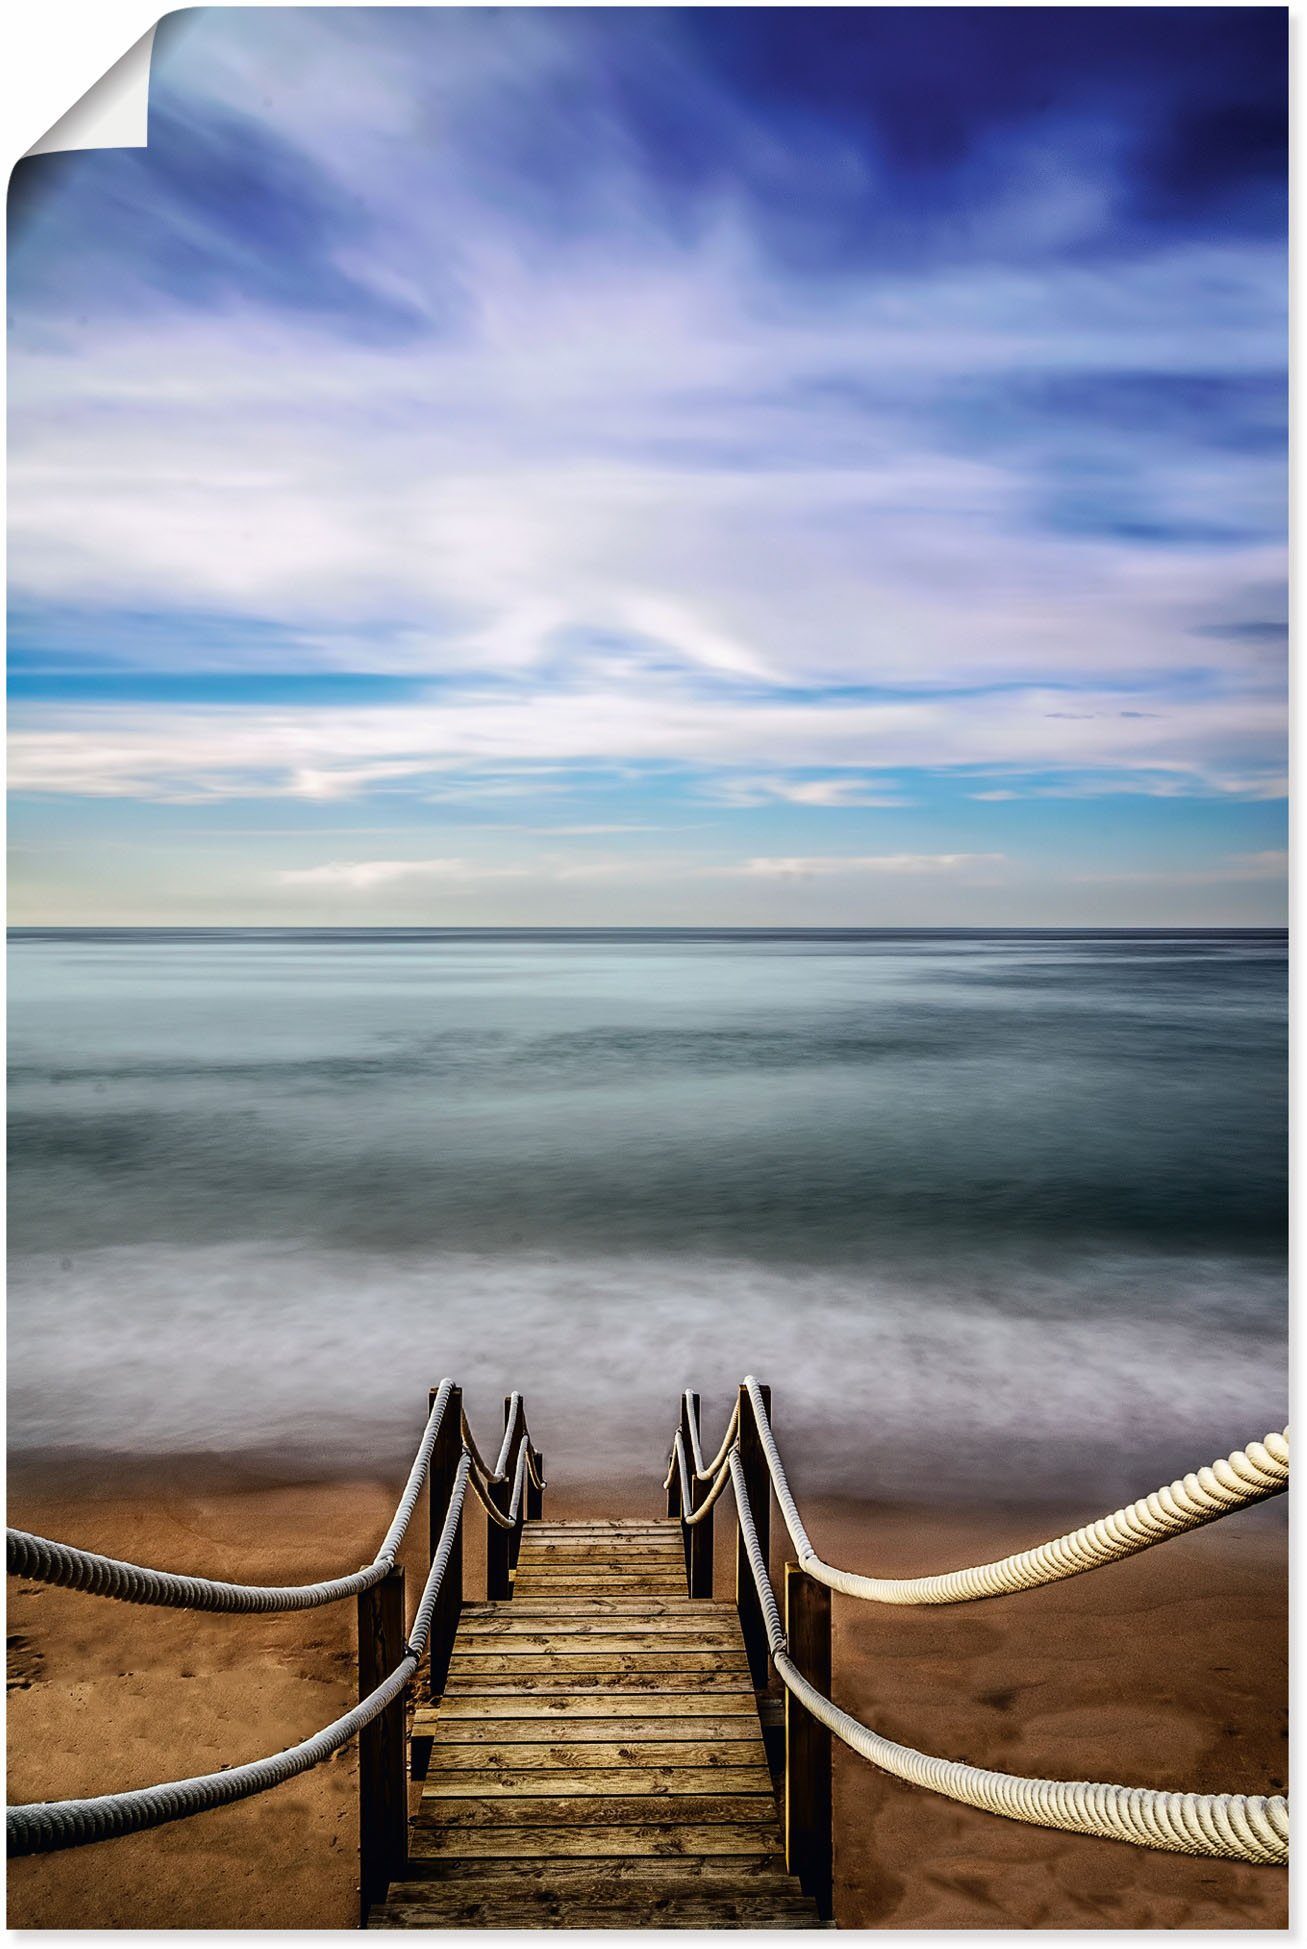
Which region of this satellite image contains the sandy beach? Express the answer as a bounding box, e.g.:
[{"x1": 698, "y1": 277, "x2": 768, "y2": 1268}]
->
[{"x1": 6, "y1": 1466, "x2": 1286, "y2": 1932}]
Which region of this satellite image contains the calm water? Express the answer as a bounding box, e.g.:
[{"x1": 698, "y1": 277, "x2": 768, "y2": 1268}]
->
[{"x1": 8, "y1": 929, "x2": 1287, "y2": 1501}]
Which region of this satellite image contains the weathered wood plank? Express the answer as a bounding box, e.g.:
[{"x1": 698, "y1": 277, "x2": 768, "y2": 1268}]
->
[
  {"x1": 440, "y1": 1676, "x2": 751, "y2": 1691},
  {"x1": 416, "y1": 1794, "x2": 777, "y2": 1830},
  {"x1": 399, "y1": 1856, "x2": 805, "y2": 1888},
  {"x1": 462, "y1": 1599, "x2": 733, "y2": 1616},
  {"x1": 373, "y1": 1899, "x2": 816, "y2": 1929},
  {"x1": 447, "y1": 1654, "x2": 750, "y2": 1676},
  {"x1": 450, "y1": 1634, "x2": 740, "y2": 1655},
  {"x1": 510, "y1": 1585, "x2": 689, "y2": 1598},
  {"x1": 424, "y1": 1766, "x2": 774, "y2": 1797},
  {"x1": 458, "y1": 1617, "x2": 740, "y2": 1638},
  {"x1": 423, "y1": 1695, "x2": 757, "y2": 1721},
  {"x1": 410, "y1": 1822, "x2": 785, "y2": 1859},
  {"x1": 425, "y1": 1738, "x2": 768, "y2": 1768}
]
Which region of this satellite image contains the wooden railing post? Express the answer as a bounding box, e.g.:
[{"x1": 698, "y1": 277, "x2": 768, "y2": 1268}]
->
[
  {"x1": 486, "y1": 1395, "x2": 520, "y2": 1600},
  {"x1": 681, "y1": 1392, "x2": 713, "y2": 1598},
  {"x1": 427, "y1": 1383, "x2": 462, "y2": 1701},
  {"x1": 527, "y1": 1451, "x2": 544, "y2": 1523},
  {"x1": 784, "y1": 1563, "x2": 833, "y2": 1919},
  {"x1": 666, "y1": 1442, "x2": 682, "y2": 1522},
  {"x1": 735, "y1": 1379, "x2": 772, "y2": 1690},
  {"x1": 676, "y1": 1394, "x2": 694, "y2": 1587},
  {"x1": 506, "y1": 1394, "x2": 528, "y2": 1573},
  {"x1": 357, "y1": 1565, "x2": 407, "y2": 1921}
]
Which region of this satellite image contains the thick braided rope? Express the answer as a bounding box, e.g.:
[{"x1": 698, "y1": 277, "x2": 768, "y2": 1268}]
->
[
  {"x1": 495, "y1": 1394, "x2": 524, "y2": 1482},
  {"x1": 686, "y1": 1393, "x2": 740, "y2": 1481},
  {"x1": 743, "y1": 1377, "x2": 1289, "y2": 1605},
  {"x1": 459, "y1": 1406, "x2": 506, "y2": 1484},
  {"x1": 678, "y1": 1434, "x2": 735, "y2": 1528},
  {"x1": 727, "y1": 1454, "x2": 1287, "y2": 1865},
  {"x1": 7, "y1": 1459, "x2": 473, "y2": 1858},
  {"x1": 6, "y1": 1381, "x2": 458, "y2": 1615},
  {"x1": 465, "y1": 1455, "x2": 518, "y2": 1529},
  {"x1": 663, "y1": 1397, "x2": 740, "y2": 1493}
]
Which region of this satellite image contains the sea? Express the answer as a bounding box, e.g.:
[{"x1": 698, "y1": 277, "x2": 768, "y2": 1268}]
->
[{"x1": 7, "y1": 928, "x2": 1288, "y2": 1505}]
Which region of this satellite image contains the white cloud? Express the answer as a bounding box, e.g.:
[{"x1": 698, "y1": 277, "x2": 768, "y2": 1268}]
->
[
  {"x1": 737, "y1": 853, "x2": 1007, "y2": 878},
  {"x1": 706, "y1": 775, "x2": 911, "y2": 808},
  {"x1": 8, "y1": 683, "x2": 1284, "y2": 802},
  {"x1": 277, "y1": 856, "x2": 530, "y2": 890}
]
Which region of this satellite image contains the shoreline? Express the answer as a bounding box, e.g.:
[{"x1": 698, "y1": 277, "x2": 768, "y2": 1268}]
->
[{"x1": 7, "y1": 1471, "x2": 1288, "y2": 1931}]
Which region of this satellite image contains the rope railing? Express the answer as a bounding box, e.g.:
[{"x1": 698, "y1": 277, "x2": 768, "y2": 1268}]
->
[
  {"x1": 7, "y1": 1454, "x2": 473, "y2": 1858},
  {"x1": 741, "y1": 1377, "x2": 1290, "y2": 1606},
  {"x1": 465, "y1": 1438, "x2": 532, "y2": 1529},
  {"x1": 6, "y1": 1380, "x2": 457, "y2": 1614},
  {"x1": 726, "y1": 1448, "x2": 1289, "y2": 1866},
  {"x1": 670, "y1": 1429, "x2": 735, "y2": 1527},
  {"x1": 7, "y1": 1385, "x2": 546, "y2": 1616}
]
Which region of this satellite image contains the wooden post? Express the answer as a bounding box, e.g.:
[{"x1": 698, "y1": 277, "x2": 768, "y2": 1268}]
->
[
  {"x1": 676, "y1": 1394, "x2": 694, "y2": 1588},
  {"x1": 682, "y1": 1392, "x2": 713, "y2": 1598},
  {"x1": 506, "y1": 1394, "x2": 527, "y2": 1573},
  {"x1": 784, "y1": 1564, "x2": 833, "y2": 1919},
  {"x1": 427, "y1": 1383, "x2": 462, "y2": 1701},
  {"x1": 735, "y1": 1379, "x2": 772, "y2": 1691},
  {"x1": 666, "y1": 1444, "x2": 682, "y2": 1522},
  {"x1": 486, "y1": 1396, "x2": 519, "y2": 1600},
  {"x1": 527, "y1": 1450, "x2": 544, "y2": 1523},
  {"x1": 357, "y1": 1565, "x2": 407, "y2": 1921}
]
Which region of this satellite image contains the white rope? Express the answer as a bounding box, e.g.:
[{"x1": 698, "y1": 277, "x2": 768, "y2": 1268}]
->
[
  {"x1": 6, "y1": 1382, "x2": 459, "y2": 1614},
  {"x1": 686, "y1": 1393, "x2": 740, "y2": 1481},
  {"x1": 7, "y1": 1457, "x2": 472, "y2": 1858},
  {"x1": 465, "y1": 1455, "x2": 518, "y2": 1530},
  {"x1": 743, "y1": 1377, "x2": 1289, "y2": 1605},
  {"x1": 727, "y1": 1453, "x2": 1288, "y2": 1866},
  {"x1": 494, "y1": 1394, "x2": 523, "y2": 1482},
  {"x1": 680, "y1": 1439, "x2": 735, "y2": 1528}
]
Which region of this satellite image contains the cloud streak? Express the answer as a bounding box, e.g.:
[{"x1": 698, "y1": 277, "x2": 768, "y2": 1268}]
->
[{"x1": 5, "y1": 9, "x2": 1286, "y2": 923}]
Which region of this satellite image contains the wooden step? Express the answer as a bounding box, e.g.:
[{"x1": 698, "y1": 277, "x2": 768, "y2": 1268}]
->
[{"x1": 366, "y1": 1514, "x2": 819, "y2": 1929}]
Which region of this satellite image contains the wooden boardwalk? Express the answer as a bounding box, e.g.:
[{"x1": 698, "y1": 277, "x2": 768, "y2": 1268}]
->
[{"x1": 367, "y1": 1519, "x2": 822, "y2": 1929}]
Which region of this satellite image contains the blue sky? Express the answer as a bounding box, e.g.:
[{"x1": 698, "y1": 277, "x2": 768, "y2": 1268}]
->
[{"x1": 8, "y1": 7, "x2": 1286, "y2": 924}]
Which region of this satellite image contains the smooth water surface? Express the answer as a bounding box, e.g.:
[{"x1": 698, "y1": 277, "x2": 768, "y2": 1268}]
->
[{"x1": 8, "y1": 929, "x2": 1287, "y2": 1500}]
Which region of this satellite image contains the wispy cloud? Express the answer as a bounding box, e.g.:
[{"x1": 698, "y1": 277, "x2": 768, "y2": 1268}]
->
[
  {"x1": 737, "y1": 853, "x2": 1007, "y2": 879},
  {"x1": 5, "y1": 8, "x2": 1285, "y2": 923}
]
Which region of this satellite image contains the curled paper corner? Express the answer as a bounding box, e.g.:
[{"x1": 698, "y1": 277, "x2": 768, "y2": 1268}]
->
[{"x1": 26, "y1": 26, "x2": 158, "y2": 159}]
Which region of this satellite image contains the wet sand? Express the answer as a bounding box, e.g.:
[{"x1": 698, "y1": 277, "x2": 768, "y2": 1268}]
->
[{"x1": 6, "y1": 1470, "x2": 1287, "y2": 1931}]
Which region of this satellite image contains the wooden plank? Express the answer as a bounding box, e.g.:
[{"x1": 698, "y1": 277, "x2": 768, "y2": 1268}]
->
[
  {"x1": 512, "y1": 1571, "x2": 686, "y2": 1584},
  {"x1": 373, "y1": 1899, "x2": 815, "y2": 1929},
  {"x1": 426, "y1": 1738, "x2": 768, "y2": 1768},
  {"x1": 423, "y1": 1695, "x2": 757, "y2": 1720},
  {"x1": 517, "y1": 1545, "x2": 682, "y2": 1557},
  {"x1": 399, "y1": 1856, "x2": 807, "y2": 1888},
  {"x1": 410, "y1": 1822, "x2": 785, "y2": 1859},
  {"x1": 416, "y1": 1794, "x2": 777, "y2": 1829},
  {"x1": 447, "y1": 1654, "x2": 750, "y2": 1676},
  {"x1": 379, "y1": 1902, "x2": 813, "y2": 1925},
  {"x1": 511, "y1": 1584, "x2": 688, "y2": 1597},
  {"x1": 426, "y1": 1766, "x2": 773, "y2": 1798},
  {"x1": 448, "y1": 1634, "x2": 741, "y2": 1655},
  {"x1": 462, "y1": 1600, "x2": 733, "y2": 1617},
  {"x1": 441, "y1": 1671, "x2": 755, "y2": 1695},
  {"x1": 457, "y1": 1616, "x2": 741, "y2": 1638},
  {"x1": 419, "y1": 1719, "x2": 763, "y2": 1747},
  {"x1": 528, "y1": 1523, "x2": 676, "y2": 1533}
]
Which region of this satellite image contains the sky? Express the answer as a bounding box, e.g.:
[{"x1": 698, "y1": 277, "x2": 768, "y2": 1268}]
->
[{"x1": 7, "y1": 6, "x2": 1287, "y2": 926}]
